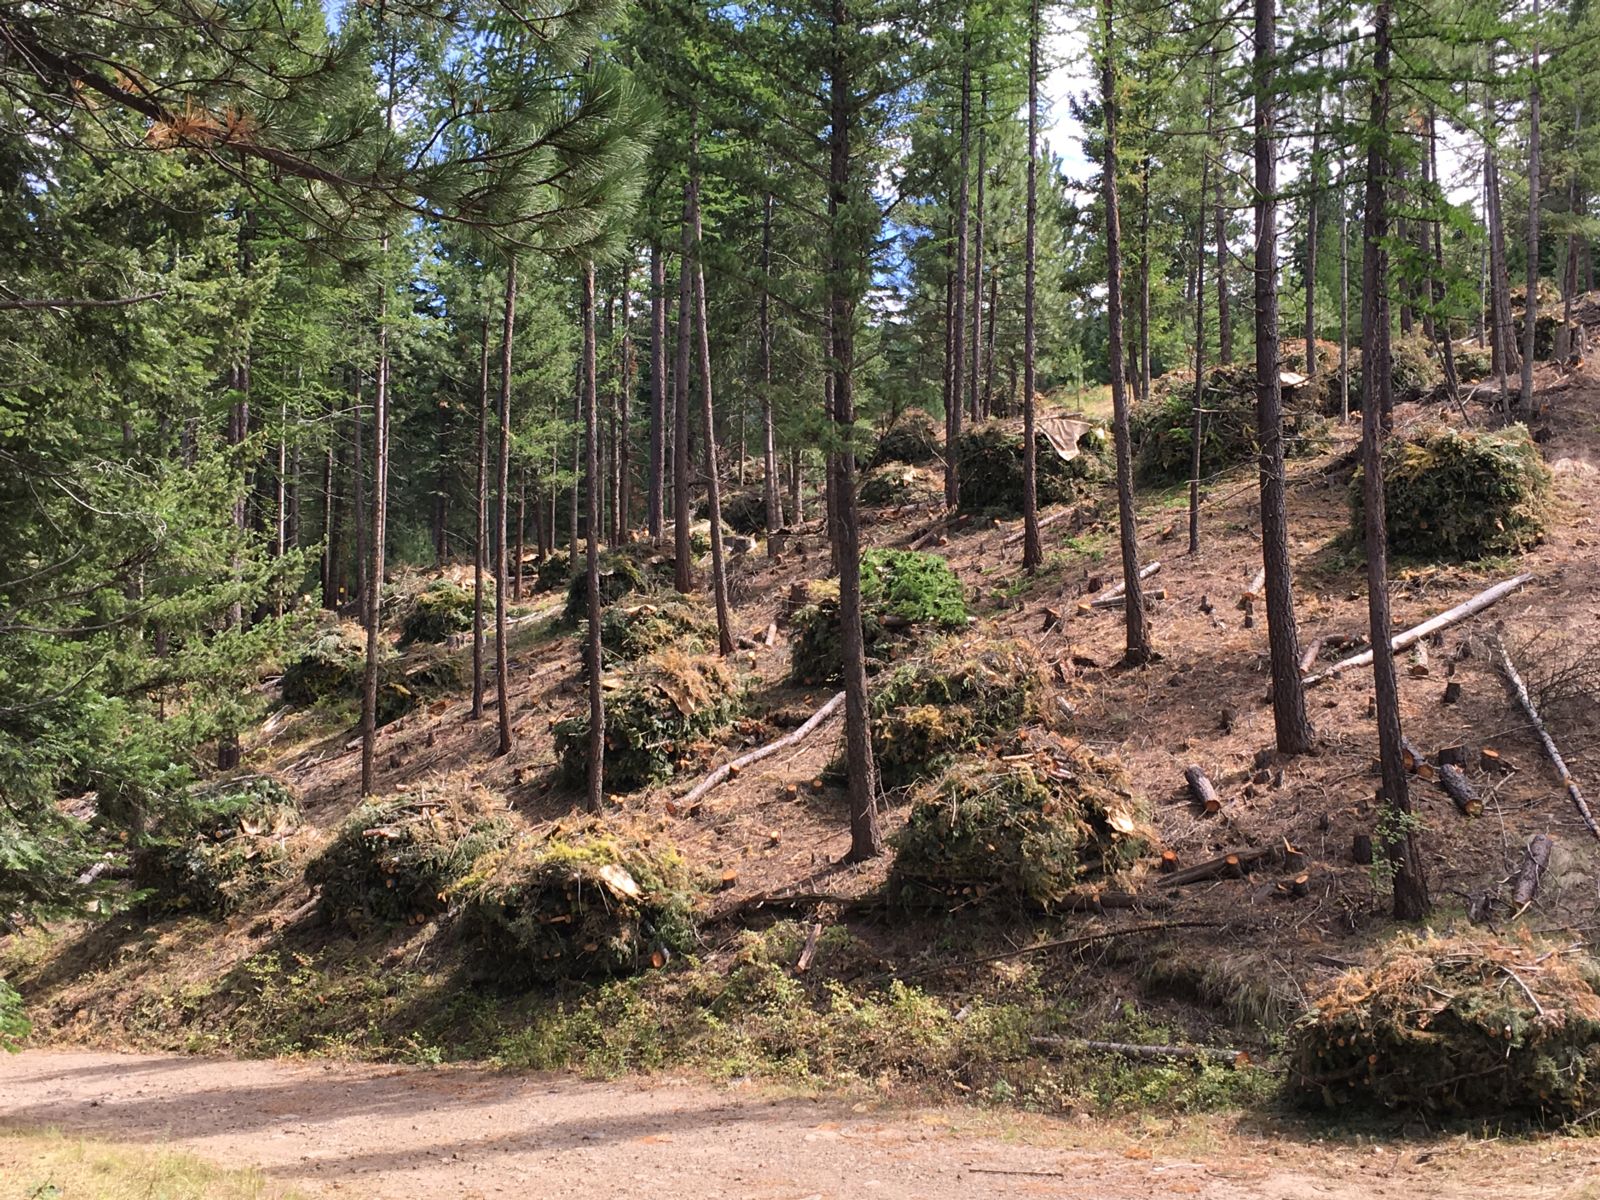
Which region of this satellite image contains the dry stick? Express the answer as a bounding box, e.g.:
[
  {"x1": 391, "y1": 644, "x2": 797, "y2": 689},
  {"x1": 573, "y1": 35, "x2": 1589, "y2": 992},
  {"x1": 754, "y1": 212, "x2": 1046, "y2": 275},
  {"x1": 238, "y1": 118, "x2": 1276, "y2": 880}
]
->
[
  {"x1": 1003, "y1": 505, "x2": 1074, "y2": 547},
  {"x1": 1513, "y1": 832, "x2": 1554, "y2": 906},
  {"x1": 1161, "y1": 844, "x2": 1279, "y2": 886},
  {"x1": 1088, "y1": 588, "x2": 1168, "y2": 611},
  {"x1": 895, "y1": 919, "x2": 1221, "y2": 980},
  {"x1": 1304, "y1": 573, "x2": 1534, "y2": 686},
  {"x1": 1090, "y1": 559, "x2": 1162, "y2": 603},
  {"x1": 676, "y1": 691, "x2": 846, "y2": 809},
  {"x1": 1030, "y1": 1037, "x2": 1250, "y2": 1067},
  {"x1": 1494, "y1": 638, "x2": 1600, "y2": 840}
]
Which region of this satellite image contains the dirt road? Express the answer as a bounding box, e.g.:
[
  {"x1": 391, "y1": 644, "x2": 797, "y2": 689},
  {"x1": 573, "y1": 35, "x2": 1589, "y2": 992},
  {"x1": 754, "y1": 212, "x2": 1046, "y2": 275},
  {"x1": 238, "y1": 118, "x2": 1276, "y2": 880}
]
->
[{"x1": 2, "y1": 1050, "x2": 1597, "y2": 1199}]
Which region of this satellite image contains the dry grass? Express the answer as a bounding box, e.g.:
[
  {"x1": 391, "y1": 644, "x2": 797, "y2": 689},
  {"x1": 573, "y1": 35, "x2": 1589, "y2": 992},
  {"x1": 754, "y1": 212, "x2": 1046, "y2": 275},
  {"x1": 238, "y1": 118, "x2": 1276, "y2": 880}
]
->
[{"x1": 0, "y1": 1130, "x2": 303, "y2": 1199}]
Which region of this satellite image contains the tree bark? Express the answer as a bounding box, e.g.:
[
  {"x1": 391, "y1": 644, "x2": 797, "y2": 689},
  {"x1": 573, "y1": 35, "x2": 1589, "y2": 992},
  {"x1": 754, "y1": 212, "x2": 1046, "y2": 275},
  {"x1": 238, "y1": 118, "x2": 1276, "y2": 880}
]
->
[
  {"x1": 1362, "y1": 4, "x2": 1428, "y2": 919},
  {"x1": 582, "y1": 262, "x2": 605, "y2": 812},
  {"x1": 1426, "y1": 111, "x2": 1459, "y2": 403},
  {"x1": 1190, "y1": 59, "x2": 1217, "y2": 554},
  {"x1": 1022, "y1": 0, "x2": 1042, "y2": 570},
  {"x1": 1103, "y1": 0, "x2": 1150, "y2": 665},
  {"x1": 760, "y1": 191, "x2": 781, "y2": 539},
  {"x1": 971, "y1": 75, "x2": 987, "y2": 424},
  {"x1": 1215, "y1": 168, "x2": 1233, "y2": 363},
  {"x1": 360, "y1": 255, "x2": 391, "y2": 796},
  {"x1": 618, "y1": 262, "x2": 633, "y2": 543},
  {"x1": 494, "y1": 258, "x2": 518, "y2": 758},
  {"x1": 1254, "y1": 0, "x2": 1315, "y2": 754},
  {"x1": 946, "y1": 32, "x2": 972, "y2": 511},
  {"x1": 1521, "y1": 0, "x2": 1542, "y2": 414},
  {"x1": 1139, "y1": 153, "x2": 1153, "y2": 401},
  {"x1": 673, "y1": 173, "x2": 696, "y2": 593},
  {"x1": 648, "y1": 244, "x2": 667, "y2": 543},
  {"x1": 472, "y1": 312, "x2": 489, "y2": 721}
]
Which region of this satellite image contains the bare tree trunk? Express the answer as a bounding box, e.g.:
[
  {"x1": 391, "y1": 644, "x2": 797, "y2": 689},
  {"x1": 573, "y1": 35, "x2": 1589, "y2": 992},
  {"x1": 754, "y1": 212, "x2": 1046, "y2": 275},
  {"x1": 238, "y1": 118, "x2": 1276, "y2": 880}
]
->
[
  {"x1": 1022, "y1": 0, "x2": 1042, "y2": 570},
  {"x1": 688, "y1": 132, "x2": 735, "y2": 657},
  {"x1": 352, "y1": 371, "x2": 367, "y2": 618},
  {"x1": 1561, "y1": 105, "x2": 1583, "y2": 360},
  {"x1": 1102, "y1": 0, "x2": 1150, "y2": 665},
  {"x1": 760, "y1": 191, "x2": 781, "y2": 538},
  {"x1": 1487, "y1": 144, "x2": 1516, "y2": 416},
  {"x1": 789, "y1": 446, "x2": 803, "y2": 526},
  {"x1": 618, "y1": 265, "x2": 633, "y2": 542},
  {"x1": 1215, "y1": 169, "x2": 1233, "y2": 363},
  {"x1": 984, "y1": 272, "x2": 1000, "y2": 416},
  {"x1": 1429, "y1": 111, "x2": 1459, "y2": 402},
  {"x1": 970, "y1": 76, "x2": 987, "y2": 424},
  {"x1": 673, "y1": 177, "x2": 696, "y2": 593},
  {"x1": 1139, "y1": 153, "x2": 1153, "y2": 401},
  {"x1": 494, "y1": 258, "x2": 518, "y2": 758},
  {"x1": 1191, "y1": 59, "x2": 1217, "y2": 553},
  {"x1": 1522, "y1": 0, "x2": 1543, "y2": 414},
  {"x1": 472, "y1": 313, "x2": 489, "y2": 721},
  {"x1": 1362, "y1": 3, "x2": 1428, "y2": 920},
  {"x1": 1254, "y1": 0, "x2": 1316, "y2": 754},
  {"x1": 830, "y1": 0, "x2": 881, "y2": 862},
  {"x1": 648, "y1": 244, "x2": 667, "y2": 544},
  {"x1": 513, "y1": 466, "x2": 526, "y2": 601},
  {"x1": 360, "y1": 254, "x2": 391, "y2": 796},
  {"x1": 432, "y1": 384, "x2": 449, "y2": 566},
  {"x1": 582, "y1": 262, "x2": 605, "y2": 813},
  {"x1": 946, "y1": 32, "x2": 972, "y2": 511},
  {"x1": 1305, "y1": 134, "x2": 1319, "y2": 376}
]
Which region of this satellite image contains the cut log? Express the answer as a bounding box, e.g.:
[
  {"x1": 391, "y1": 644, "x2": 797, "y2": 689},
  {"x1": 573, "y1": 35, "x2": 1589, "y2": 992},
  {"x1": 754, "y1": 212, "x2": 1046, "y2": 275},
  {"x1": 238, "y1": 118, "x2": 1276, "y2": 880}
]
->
[
  {"x1": 675, "y1": 692, "x2": 846, "y2": 810},
  {"x1": 1161, "y1": 844, "x2": 1279, "y2": 886},
  {"x1": 1184, "y1": 766, "x2": 1222, "y2": 815},
  {"x1": 1298, "y1": 638, "x2": 1324, "y2": 675},
  {"x1": 1438, "y1": 764, "x2": 1483, "y2": 816},
  {"x1": 795, "y1": 922, "x2": 823, "y2": 974},
  {"x1": 1087, "y1": 560, "x2": 1162, "y2": 607},
  {"x1": 1086, "y1": 587, "x2": 1167, "y2": 611},
  {"x1": 1437, "y1": 744, "x2": 1467, "y2": 767},
  {"x1": 1304, "y1": 574, "x2": 1534, "y2": 686},
  {"x1": 1400, "y1": 736, "x2": 1435, "y2": 780},
  {"x1": 1159, "y1": 849, "x2": 1179, "y2": 873},
  {"x1": 1408, "y1": 641, "x2": 1431, "y2": 677},
  {"x1": 1494, "y1": 638, "x2": 1600, "y2": 840},
  {"x1": 1512, "y1": 833, "x2": 1554, "y2": 906},
  {"x1": 1031, "y1": 1036, "x2": 1249, "y2": 1068},
  {"x1": 1003, "y1": 506, "x2": 1075, "y2": 546},
  {"x1": 1240, "y1": 567, "x2": 1267, "y2": 605},
  {"x1": 1442, "y1": 681, "x2": 1463, "y2": 705}
]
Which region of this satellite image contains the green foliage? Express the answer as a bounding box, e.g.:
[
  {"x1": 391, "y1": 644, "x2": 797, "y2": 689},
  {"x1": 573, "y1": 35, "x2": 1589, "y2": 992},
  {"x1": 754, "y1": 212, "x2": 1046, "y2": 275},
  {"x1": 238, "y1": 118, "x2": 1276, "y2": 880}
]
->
[
  {"x1": 891, "y1": 749, "x2": 1151, "y2": 910},
  {"x1": 871, "y1": 639, "x2": 1044, "y2": 790},
  {"x1": 1291, "y1": 933, "x2": 1600, "y2": 1118},
  {"x1": 554, "y1": 646, "x2": 743, "y2": 791},
  {"x1": 457, "y1": 829, "x2": 701, "y2": 984},
  {"x1": 562, "y1": 552, "x2": 649, "y2": 623},
  {"x1": 789, "y1": 550, "x2": 967, "y2": 685},
  {"x1": 598, "y1": 600, "x2": 714, "y2": 664},
  {"x1": 1453, "y1": 345, "x2": 1494, "y2": 383},
  {"x1": 137, "y1": 777, "x2": 300, "y2": 914},
  {"x1": 536, "y1": 551, "x2": 573, "y2": 593},
  {"x1": 871, "y1": 411, "x2": 942, "y2": 466},
  {"x1": 306, "y1": 775, "x2": 513, "y2": 928},
  {"x1": 281, "y1": 624, "x2": 372, "y2": 707},
  {"x1": 859, "y1": 463, "x2": 930, "y2": 506},
  {"x1": 954, "y1": 421, "x2": 1108, "y2": 514},
  {"x1": 0, "y1": 977, "x2": 28, "y2": 1052},
  {"x1": 1352, "y1": 423, "x2": 1551, "y2": 560},
  {"x1": 1133, "y1": 366, "x2": 1328, "y2": 483},
  {"x1": 1346, "y1": 335, "x2": 1444, "y2": 411},
  {"x1": 398, "y1": 578, "x2": 486, "y2": 645}
]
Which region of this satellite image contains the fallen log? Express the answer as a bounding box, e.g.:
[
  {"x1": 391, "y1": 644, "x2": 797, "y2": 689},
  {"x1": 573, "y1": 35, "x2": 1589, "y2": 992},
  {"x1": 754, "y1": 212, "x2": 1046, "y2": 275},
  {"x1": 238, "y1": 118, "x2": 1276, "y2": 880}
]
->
[
  {"x1": 1086, "y1": 587, "x2": 1168, "y2": 611},
  {"x1": 795, "y1": 922, "x2": 823, "y2": 974},
  {"x1": 895, "y1": 919, "x2": 1220, "y2": 980},
  {"x1": 675, "y1": 691, "x2": 846, "y2": 810},
  {"x1": 1161, "y1": 844, "x2": 1279, "y2": 886},
  {"x1": 1298, "y1": 638, "x2": 1324, "y2": 676},
  {"x1": 1030, "y1": 1036, "x2": 1250, "y2": 1068},
  {"x1": 1438, "y1": 763, "x2": 1483, "y2": 816},
  {"x1": 1240, "y1": 568, "x2": 1267, "y2": 606},
  {"x1": 1512, "y1": 833, "x2": 1554, "y2": 906},
  {"x1": 1184, "y1": 766, "x2": 1222, "y2": 814},
  {"x1": 1003, "y1": 506, "x2": 1075, "y2": 547},
  {"x1": 1082, "y1": 560, "x2": 1161, "y2": 608},
  {"x1": 1494, "y1": 638, "x2": 1600, "y2": 840},
  {"x1": 1304, "y1": 573, "x2": 1534, "y2": 687}
]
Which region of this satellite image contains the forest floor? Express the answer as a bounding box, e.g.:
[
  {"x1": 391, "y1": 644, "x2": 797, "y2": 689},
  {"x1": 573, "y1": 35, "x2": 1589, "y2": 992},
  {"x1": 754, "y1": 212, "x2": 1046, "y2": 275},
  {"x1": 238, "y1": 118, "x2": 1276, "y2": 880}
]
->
[
  {"x1": 6, "y1": 1048, "x2": 1600, "y2": 1200},
  {"x1": 7, "y1": 302, "x2": 1600, "y2": 1155}
]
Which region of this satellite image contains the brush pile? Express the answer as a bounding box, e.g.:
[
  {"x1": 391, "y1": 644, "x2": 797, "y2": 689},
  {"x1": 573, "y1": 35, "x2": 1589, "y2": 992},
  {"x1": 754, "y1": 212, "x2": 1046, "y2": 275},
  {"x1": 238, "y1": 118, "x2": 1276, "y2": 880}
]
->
[
  {"x1": 872, "y1": 410, "x2": 942, "y2": 466},
  {"x1": 1352, "y1": 423, "x2": 1550, "y2": 560},
  {"x1": 870, "y1": 639, "x2": 1045, "y2": 790},
  {"x1": 1344, "y1": 333, "x2": 1443, "y2": 411},
  {"x1": 1291, "y1": 933, "x2": 1600, "y2": 1118},
  {"x1": 458, "y1": 826, "x2": 700, "y2": 984},
  {"x1": 860, "y1": 462, "x2": 933, "y2": 506},
  {"x1": 891, "y1": 743, "x2": 1150, "y2": 910},
  {"x1": 599, "y1": 600, "x2": 715, "y2": 665},
  {"x1": 1134, "y1": 364, "x2": 1327, "y2": 482},
  {"x1": 562, "y1": 552, "x2": 649, "y2": 623},
  {"x1": 138, "y1": 776, "x2": 301, "y2": 914},
  {"x1": 955, "y1": 420, "x2": 1107, "y2": 514},
  {"x1": 535, "y1": 550, "x2": 571, "y2": 593},
  {"x1": 398, "y1": 578, "x2": 484, "y2": 645},
  {"x1": 698, "y1": 488, "x2": 768, "y2": 535},
  {"x1": 280, "y1": 623, "x2": 370, "y2": 707},
  {"x1": 790, "y1": 548, "x2": 967, "y2": 685},
  {"x1": 554, "y1": 647, "x2": 742, "y2": 791},
  {"x1": 307, "y1": 774, "x2": 512, "y2": 928}
]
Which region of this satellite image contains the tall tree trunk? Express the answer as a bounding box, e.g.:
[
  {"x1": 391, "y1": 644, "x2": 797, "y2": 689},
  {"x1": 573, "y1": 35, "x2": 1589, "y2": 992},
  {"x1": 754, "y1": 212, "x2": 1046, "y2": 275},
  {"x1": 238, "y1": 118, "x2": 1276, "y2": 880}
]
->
[
  {"x1": 760, "y1": 191, "x2": 781, "y2": 538},
  {"x1": 1339, "y1": 49, "x2": 1352, "y2": 421},
  {"x1": 352, "y1": 372, "x2": 367, "y2": 617},
  {"x1": 673, "y1": 176, "x2": 696, "y2": 593},
  {"x1": 830, "y1": 0, "x2": 881, "y2": 862},
  {"x1": 618, "y1": 262, "x2": 634, "y2": 542},
  {"x1": 984, "y1": 271, "x2": 1000, "y2": 416},
  {"x1": 689, "y1": 137, "x2": 735, "y2": 657},
  {"x1": 1022, "y1": 0, "x2": 1042, "y2": 570},
  {"x1": 432, "y1": 390, "x2": 449, "y2": 566},
  {"x1": 494, "y1": 259, "x2": 518, "y2": 758},
  {"x1": 514, "y1": 466, "x2": 526, "y2": 601},
  {"x1": 648, "y1": 244, "x2": 667, "y2": 543},
  {"x1": 970, "y1": 76, "x2": 987, "y2": 424},
  {"x1": 1362, "y1": 2, "x2": 1428, "y2": 920},
  {"x1": 582, "y1": 262, "x2": 605, "y2": 813},
  {"x1": 1560, "y1": 105, "x2": 1582, "y2": 359},
  {"x1": 1487, "y1": 143, "x2": 1516, "y2": 415},
  {"x1": 1215, "y1": 165, "x2": 1233, "y2": 363},
  {"x1": 1254, "y1": 0, "x2": 1316, "y2": 755},
  {"x1": 1139, "y1": 153, "x2": 1153, "y2": 401},
  {"x1": 321, "y1": 394, "x2": 342, "y2": 610},
  {"x1": 360, "y1": 258, "x2": 391, "y2": 796},
  {"x1": 1521, "y1": 0, "x2": 1542, "y2": 414},
  {"x1": 472, "y1": 312, "x2": 489, "y2": 721},
  {"x1": 1429, "y1": 111, "x2": 1459, "y2": 402},
  {"x1": 1102, "y1": 0, "x2": 1150, "y2": 664},
  {"x1": 1305, "y1": 133, "x2": 1320, "y2": 376},
  {"x1": 946, "y1": 31, "x2": 972, "y2": 511},
  {"x1": 789, "y1": 446, "x2": 803, "y2": 525},
  {"x1": 1189, "y1": 99, "x2": 1212, "y2": 555}
]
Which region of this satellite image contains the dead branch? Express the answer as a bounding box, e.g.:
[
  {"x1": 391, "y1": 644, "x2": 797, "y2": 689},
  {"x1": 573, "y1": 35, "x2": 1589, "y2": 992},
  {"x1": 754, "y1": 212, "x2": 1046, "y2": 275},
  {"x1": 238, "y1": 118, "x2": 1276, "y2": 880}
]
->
[
  {"x1": 675, "y1": 691, "x2": 845, "y2": 810},
  {"x1": 1494, "y1": 638, "x2": 1600, "y2": 840}
]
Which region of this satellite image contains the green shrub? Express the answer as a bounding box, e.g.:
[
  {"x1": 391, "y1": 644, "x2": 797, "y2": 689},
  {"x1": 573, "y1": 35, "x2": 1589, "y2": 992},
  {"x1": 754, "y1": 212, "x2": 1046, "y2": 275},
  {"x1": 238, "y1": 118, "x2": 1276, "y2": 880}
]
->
[
  {"x1": 1351, "y1": 423, "x2": 1551, "y2": 560},
  {"x1": 871, "y1": 639, "x2": 1045, "y2": 790},
  {"x1": 872, "y1": 410, "x2": 942, "y2": 466},
  {"x1": 1133, "y1": 365, "x2": 1328, "y2": 483},
  {"x1": 137, "y1": 776, "x2": 301, "y2": 914},
  {"x1": 281, "y1": 624, "x2": 370, "y2": 706},
  {"x1": 535, "y1": 551, "x2": 571, "y2": 593},
  {"x1": 1452, "y1": 344, "x2": 1493, "y2": 382},
  {"x1": 599, "y1": 601, "x2": 714, "y2": 665},
  {"x1": 563, "y1": 552, "x2": 649, "y2": 623},
  {"x1": 0, "y1": 977, "x2": 27, "y2": 1051},
  {"x1": 457, "y1": 828, "x2": 701, "y2": 984},
  {"x1": 554, "y1": 647, "x2": 743, "y2": 792},
  {"x1": 954, "y1": 420, "x2": 1108, "y2": 514},
  {"x1": 399, "y1": 578, "x2": 486, "y2": 645},
  {"x1": 1291, "y1": 933, "x2": 1600, "y2": 1118},
  {"x1": 790, "y1": 549, "x2": 967, "y2": 685},
  {"x1": 860, "y1": 463, "x2": 929, "y2": 506},
  {"x1": 307, "y1": 774, "x2": 513, "y2": 927},
  {"x1": 891, "y1": 748, "x2": 1150, "y2": 910}
]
